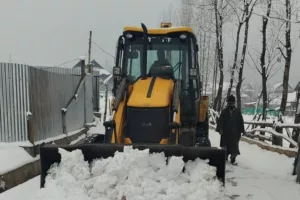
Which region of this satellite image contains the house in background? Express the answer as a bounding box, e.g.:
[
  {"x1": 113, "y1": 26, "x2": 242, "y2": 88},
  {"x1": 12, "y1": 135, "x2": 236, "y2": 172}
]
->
[
  {"x1": 203, "y1": 81, "x2": 251, "y2": 106},
  {"x1": 272, "y1": 82, "x2": 294, "y2": 94},
  {"x1": 242, "y1": 84, "x2": 255, "y2": 101},
  {"x1": 73, "y1": 59, "x2": 113, "y2": 91},
  {"x1": 268, "y1": 82, "x2": 297, "y2": 113}
]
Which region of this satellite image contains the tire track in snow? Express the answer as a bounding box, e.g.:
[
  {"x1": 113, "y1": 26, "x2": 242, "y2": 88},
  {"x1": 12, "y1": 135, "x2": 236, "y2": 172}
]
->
[{"x1": 210, "y1": 130, "x2": 300, "y2": 200}]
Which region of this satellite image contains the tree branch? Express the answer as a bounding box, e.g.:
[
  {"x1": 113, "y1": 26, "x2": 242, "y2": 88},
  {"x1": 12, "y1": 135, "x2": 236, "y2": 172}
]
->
[{"x1": 277, "y1": 47, "x2": 287, "y2": 59}]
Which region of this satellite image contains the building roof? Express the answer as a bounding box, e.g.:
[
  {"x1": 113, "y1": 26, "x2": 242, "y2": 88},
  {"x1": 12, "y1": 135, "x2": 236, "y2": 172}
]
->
[
  {"x1": 73, "y1": 59, "x2": 111, "y2": 75},
  {"x1": 294, "y1": 81, "x2": 300, "y2": 92},
  {"x1": 243, "y1": 84, "x2": 254, "y2": 92},
  {"x1": 73, "y1": 59, "x2": 104, "y2": 69}
]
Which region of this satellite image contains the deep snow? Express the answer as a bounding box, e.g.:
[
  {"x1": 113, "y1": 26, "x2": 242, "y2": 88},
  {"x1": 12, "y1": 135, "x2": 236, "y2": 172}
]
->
[{"x1": 1, "y1": 130, "x2": 300, "y2": 200}]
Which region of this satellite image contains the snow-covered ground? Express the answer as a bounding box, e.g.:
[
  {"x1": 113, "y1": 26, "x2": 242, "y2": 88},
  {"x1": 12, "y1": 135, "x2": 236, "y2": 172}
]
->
[
  {"x1": 1, "y1": 129, "x2": 299, "y2": 200},
  {"x1": 0, "y1": 128, "x2": 86, "y2": 176},
  {"x1": 0, "y1": 143, "x2": 39, "y2": 175},
  {"x1": 209, "y1": 131, "x2": 300, "y2": 199},
  {"x1": 1, "y1": 93, "x2": 299, "y2": 199}
]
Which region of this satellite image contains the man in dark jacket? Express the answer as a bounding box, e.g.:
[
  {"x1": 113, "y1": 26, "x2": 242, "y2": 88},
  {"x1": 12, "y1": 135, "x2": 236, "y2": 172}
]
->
[{"x1": 216, "y1": 95, "x2": 245, "y2": 164}]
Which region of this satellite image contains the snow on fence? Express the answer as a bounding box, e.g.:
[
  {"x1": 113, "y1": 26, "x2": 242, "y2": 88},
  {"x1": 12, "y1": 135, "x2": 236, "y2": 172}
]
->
[
  {"x1": 36, "y1": 66, "x2": 100, "y2": 111},
  {"x1": 0, "y1": 63, "x2": 97, "y2": 143}
]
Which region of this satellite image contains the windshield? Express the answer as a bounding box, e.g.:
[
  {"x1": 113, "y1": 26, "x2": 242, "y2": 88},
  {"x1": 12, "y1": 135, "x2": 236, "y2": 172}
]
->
[{"x1": 124, "y1": 37, "x2": 189, "y2": 82}]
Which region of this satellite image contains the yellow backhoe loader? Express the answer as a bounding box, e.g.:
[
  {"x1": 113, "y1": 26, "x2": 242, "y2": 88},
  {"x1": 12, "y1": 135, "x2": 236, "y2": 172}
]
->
[{"x1": 40, "y1": 22, "x2": 226, "y2": 187}]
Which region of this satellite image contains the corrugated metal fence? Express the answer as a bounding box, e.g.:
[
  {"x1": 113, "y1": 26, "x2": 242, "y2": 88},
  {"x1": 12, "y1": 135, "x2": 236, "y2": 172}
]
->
[
  {"x1": 0, "y1": 63, "x2": 30, "y2": 142},
  {"x1": 0, "y1": 63, "x2": 99, "y2": 143},
  {"x1": 38, "y1": 66, "x2": 100, "y2": 111}
]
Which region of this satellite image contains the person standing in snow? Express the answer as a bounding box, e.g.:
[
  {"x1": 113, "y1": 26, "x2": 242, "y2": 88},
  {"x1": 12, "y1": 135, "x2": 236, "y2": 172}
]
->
[{"x1": 216, "y1": 95, "x2": 245, "y2": 164}]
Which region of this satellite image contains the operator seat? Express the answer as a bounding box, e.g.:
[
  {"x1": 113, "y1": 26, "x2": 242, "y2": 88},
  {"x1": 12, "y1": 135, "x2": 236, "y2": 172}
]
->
[{"x1": 148, "y1": 49, "x2": 174, "y2": 80}]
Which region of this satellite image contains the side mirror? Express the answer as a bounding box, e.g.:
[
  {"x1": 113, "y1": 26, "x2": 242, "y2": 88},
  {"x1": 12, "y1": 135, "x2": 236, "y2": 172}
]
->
[
  {"x1": 189, "y1": 68, "x2": 197, "y2": 79},
  {"x1": 195, "y1": 44, "x2": 199, "y2": 52},
  {"x1": 113, "y1": 66, "x2": 121, "y2": 76}
]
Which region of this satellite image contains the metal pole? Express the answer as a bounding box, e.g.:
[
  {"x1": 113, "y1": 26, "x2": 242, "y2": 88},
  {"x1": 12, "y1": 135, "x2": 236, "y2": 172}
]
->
[
  {"x1": 88, "y1": 31, "x2": 92, "y2": 73},
  {"x1": 104, "y1": 84, "x2": 108, "y2": 121},
  {"x1": 81, "y1": 58, "x2": 87, "y2": 124}
]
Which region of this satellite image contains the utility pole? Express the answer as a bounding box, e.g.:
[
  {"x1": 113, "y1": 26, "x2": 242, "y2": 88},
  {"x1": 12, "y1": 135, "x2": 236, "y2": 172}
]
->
[{"x1": 88, "y1": 31, "x2": 92, "y2": 73}]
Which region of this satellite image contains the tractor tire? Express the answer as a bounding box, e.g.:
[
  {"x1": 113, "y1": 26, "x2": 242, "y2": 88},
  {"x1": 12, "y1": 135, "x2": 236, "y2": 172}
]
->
[{"x1": 179, "y1": 128, "x2": 195, "y2": 146}]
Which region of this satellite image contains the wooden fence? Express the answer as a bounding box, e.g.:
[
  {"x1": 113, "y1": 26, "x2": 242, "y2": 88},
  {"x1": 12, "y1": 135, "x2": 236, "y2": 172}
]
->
[{"x1": 208, "y1": 109, "x2": 299, "y2": 152}]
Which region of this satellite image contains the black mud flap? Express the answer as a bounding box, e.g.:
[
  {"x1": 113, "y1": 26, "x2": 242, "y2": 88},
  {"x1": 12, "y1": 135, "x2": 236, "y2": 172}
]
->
[{"x1": 40, "y1": 144, "x2": 226, "y2": 187}]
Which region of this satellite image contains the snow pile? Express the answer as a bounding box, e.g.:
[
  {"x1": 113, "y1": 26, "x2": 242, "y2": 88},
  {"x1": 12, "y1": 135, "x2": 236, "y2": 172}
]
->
[
  {"x1": 87, "y1": 117, "x2": 105, "y2": 135},
  {"x1": 28, "y1": 146, "x2": 227, "y2": 200}
]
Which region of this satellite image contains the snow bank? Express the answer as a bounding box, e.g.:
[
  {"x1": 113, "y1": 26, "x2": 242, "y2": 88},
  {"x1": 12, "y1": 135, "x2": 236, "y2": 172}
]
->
[
  {"x1": 28, "y1": 146, "x2": 227, "y2": 200},
  {"x1": 0, "y1": 144, "x2": 38, "y2": 174}
]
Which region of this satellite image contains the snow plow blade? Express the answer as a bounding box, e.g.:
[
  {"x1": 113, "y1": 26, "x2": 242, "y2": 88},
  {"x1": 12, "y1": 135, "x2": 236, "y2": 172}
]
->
[{"x1": 40, "y1": 144, "x2": 226, "y2": 187}]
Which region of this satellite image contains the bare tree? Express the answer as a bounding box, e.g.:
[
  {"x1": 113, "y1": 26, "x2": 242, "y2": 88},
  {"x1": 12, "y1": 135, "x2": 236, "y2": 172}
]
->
[
  {"x1": 247, "y1": 7, "x2": 284, "y2": 121},
  {"x1": 179, "y1": 0, "x2": 235, "y2": 110},
  {"x1": 260, "y1": 0, "x2": 273, "y2": 121},
  {"x1": 236, "y1": 1, "x2": 258, "y2": 109},
  {"x1": 226, "y1": 1, "x2": 247, "y2": 99},
  {"x1": 223, "y1": 0, "x2": 258, "y2": 109},
  {"x1": 278, "y1": 0, "x2": 292, "y2": 114},
  {"x1": 213, "y1": 0, "x2": 226, "y2": 112},
  {"x1": 179, "y1": 0, "x2": 218, "y2": 101}
]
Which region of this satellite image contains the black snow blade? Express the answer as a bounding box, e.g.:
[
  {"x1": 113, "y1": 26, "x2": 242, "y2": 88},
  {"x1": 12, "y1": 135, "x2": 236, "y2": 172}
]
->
[{"x1": 40, "y1": 144, "x2": 226, "y2": 187}]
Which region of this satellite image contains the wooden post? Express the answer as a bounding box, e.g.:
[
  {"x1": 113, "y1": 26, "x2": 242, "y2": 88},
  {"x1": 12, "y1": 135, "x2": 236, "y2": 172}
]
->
[
  {"x1": 81, "y1": 59, "x2": 86, "y2": 78},
  {"x1": 62, "y1": 110, "x2": 67, "y2": 134},
  {"x1": 273, "y1": 125, "x2": 283, "y2": 146},
  {"x1": 88, "y1": 31, "x2": 92, "y2": 73},
  {"x1": 27, "y1": 119, "x2": 34, "y2": 144}
]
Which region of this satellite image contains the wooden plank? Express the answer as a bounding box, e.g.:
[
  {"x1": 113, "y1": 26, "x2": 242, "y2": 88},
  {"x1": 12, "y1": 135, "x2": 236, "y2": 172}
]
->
[{"x1": 241, "y1": 136, "x2": 298, "y2": 158}]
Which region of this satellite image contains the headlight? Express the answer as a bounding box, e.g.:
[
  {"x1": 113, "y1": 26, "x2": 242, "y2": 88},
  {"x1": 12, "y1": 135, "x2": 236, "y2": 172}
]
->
[
  {"x1": 125, "y1": 33, "x2": 133, "y2": 39},
  {"x1": 180, "y1": 34, "x2": 187, "y2": 40}
]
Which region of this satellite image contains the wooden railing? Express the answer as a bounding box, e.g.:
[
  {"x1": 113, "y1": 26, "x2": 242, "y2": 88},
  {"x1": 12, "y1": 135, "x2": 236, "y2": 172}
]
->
[{"x1": 208, "y1": 109, "x2": 299, "y2": 149}]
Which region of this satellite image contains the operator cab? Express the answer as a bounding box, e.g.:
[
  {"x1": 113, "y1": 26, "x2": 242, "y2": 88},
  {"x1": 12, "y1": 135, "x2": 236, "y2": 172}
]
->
[{"x1": 112, "y1": 23, "x2": 201, "y2": 125}]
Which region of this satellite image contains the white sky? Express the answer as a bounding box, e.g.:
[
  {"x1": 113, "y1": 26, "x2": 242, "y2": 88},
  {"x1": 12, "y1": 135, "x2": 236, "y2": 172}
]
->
[
  {"x1": 0, "y1": 0, "x2": 299, "y2": 88},
  {"x1": 0, "y1": 0, "x2": 172, "y2": 68}
]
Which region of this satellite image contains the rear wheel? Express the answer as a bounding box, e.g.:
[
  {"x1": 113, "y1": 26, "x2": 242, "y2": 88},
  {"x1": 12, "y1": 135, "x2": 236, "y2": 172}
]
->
[{"x1": 195, "y1": 112, "x2": 211, "y2": 147}]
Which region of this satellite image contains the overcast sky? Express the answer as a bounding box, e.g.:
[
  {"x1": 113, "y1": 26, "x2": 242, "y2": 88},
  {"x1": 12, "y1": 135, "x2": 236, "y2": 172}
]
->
[
  {"x1": 0, "y1": 0, "x2": 173, "y2": 68},
  {"x1": 0, "y1": 0, "x2": 299, "y2": 88}
]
